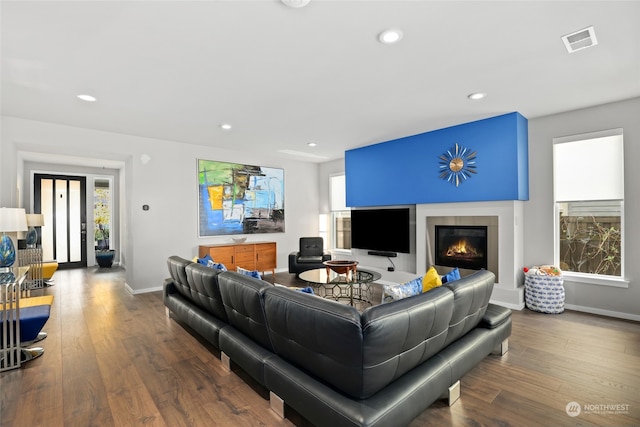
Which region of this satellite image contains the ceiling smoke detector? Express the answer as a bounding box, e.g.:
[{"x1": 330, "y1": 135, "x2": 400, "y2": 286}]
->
[
  {"x1": 562, "y1": 26, "x2": 598, "y2": 53},
  {"x1": 281, "y1": 0, "x2": 311, "y2": 8}
]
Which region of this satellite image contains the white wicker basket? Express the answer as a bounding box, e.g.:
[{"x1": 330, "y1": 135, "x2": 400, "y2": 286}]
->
[{"x1": 524, "y1": 273, "x2": 565, "y2": 314}]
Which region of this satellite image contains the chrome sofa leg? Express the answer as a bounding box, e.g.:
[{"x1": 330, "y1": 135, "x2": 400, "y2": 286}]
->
[
  {"x1": 441, "y1": 380, "x2": 461, "y2": 406},
  {"x1": 492, "y1": 338, "x2": 509, "y2": 356},
  {"x1": 221, "y1": 352, "x2": 231, "y2": 372},
  {"x1": 165, "y1": 307, "x2": 171, "y2": 318},
  {"x1": 270, "y1": 391, "x2": 285, "y2": 419}
]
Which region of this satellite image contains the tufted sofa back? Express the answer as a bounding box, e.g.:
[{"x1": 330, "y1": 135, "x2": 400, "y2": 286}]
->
[
  {"x1": 264, "y1": 287, "x2": 365, "y2": 396},
  {"x1": 263, "y1": 284, "x2": 454, "y2": 400},
  {"x1": 184, "y1": 262, "x2": 228, "y2": 323},
  {"x1": 166, "y1": 256, "x2": 192, "y2": 297},
  {"x1": 442, "y1": 269, "x2": 495, "y2": 347},
  {"x1": 218, "y1": 271, "x2": 274, "y2": 351}
]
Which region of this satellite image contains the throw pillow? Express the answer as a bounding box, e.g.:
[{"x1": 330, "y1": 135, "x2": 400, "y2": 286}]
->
[
  {"x1": 207, "y1": 260, "x2": 227, "y2": 271},
  {"x1": 442, "y1": 267, "x2": 461, "y2": 284},
  {"x1": 236, "y1": 266, "x2": 262, "y2": 280},
  {"x1": 198, "y1": 254, "x2": 213, "y2": 265},
  {"x1": 382, "y1": 277, "x2": 422, "y2": 304},
  {"x1": 422, "y1": 266, "x2": 443, "y2": 293}
]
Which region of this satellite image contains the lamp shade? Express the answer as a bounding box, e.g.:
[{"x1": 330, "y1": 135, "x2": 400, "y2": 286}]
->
[
  {"x1": 26, "y1": 213, "x2": 45, "y2": 227},
  {"x1": 0, "y1": 208, "x2": 28, "y2": 232}
]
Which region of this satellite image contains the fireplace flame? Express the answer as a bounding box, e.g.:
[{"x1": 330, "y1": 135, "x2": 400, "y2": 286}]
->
[{"x1": 445, "y1": 239, "x2": 478, "y2": 257}]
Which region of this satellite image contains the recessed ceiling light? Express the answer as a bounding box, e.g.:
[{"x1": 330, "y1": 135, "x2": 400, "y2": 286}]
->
[
  {"x1": 281, "y1": 0, "x2": 311, "y2": 8},
  {"x1": 378, "y1": 29, "x2": 403, "y2": 44},
  {"x1": 307, "y1": 142, "x2": 317, "y2": 147},
  {"x1": 219, "y1": 123, "x2": 232, "y2": 130},
  {"x1": 468, "y1": 92, "x2": 486, "y2": 100},
  {"x1": 77, "y1": 94, "x2": 97, "y2": 102}
]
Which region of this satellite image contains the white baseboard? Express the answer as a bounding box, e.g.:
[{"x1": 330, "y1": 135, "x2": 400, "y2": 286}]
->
[
  {"x1": 564, "y1": 303, "x2": 640, "y2": 322},
  {"x1": 125, "y1": 283, "x2": 162, "y2": 295},
  {"x1": 490, "y1": 299, "x2": 525, "y2": 311}
]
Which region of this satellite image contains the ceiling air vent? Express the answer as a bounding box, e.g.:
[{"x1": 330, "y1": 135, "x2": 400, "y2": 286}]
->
[{"x1": 562, "y1": 26, "x2": 598, "y2": 53}]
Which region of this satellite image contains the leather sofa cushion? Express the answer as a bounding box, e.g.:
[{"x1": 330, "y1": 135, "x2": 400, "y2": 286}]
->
[
  {"x1": 299, "y1": 237, "x2": 324, "y2": 257},
  {"x1": 360, "y1": 287, "x2": 453, "y2": 398},
  {"x1": 297, "y1": 255, "x2": 323, "y2": 263},
  {"x1": 167, "y1": 255, "x2": 192, "y2": 299},
  {"x1": 185, "y1": 262, "x2": 228, "y2": 323},
  {"x1": 442, "y1": 269, "x2": 495, "y2": 347},
  {"x1": 480, "y1": 303, "x2": 512, "y2": 329},
  {"x1": 264, "y1": 287, "x2": 365, "y2": 397},
  {"x1": 218, "y1": 271, "x2": 274, "y2": 351}
]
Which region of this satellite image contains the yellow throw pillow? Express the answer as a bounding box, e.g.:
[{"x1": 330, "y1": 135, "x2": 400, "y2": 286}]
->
[{"x1": 422, "y1": 266, "x2": 442, "y2": 293}]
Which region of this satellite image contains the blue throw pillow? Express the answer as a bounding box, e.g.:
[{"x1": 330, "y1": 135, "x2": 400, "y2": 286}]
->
[
  {"x1": 198, "y1": 254, "x2": 214, "y2": 266},
  {"x1": 381, "y1": 277, "x2": 422, "y2": 303},
  {"x1": 442, "y1": 267, "x2": 461, "y2": 284},
  {"x1": 237, "y1": 266, "x2": 262, "y2": 280}
]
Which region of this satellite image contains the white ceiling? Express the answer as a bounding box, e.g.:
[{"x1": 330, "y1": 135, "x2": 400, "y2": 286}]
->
[{"x1": 2, "y1": 1, "x2": 639, "y2": 163}]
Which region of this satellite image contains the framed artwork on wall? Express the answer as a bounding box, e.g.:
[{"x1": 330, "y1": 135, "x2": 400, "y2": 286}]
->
[{"x1": 197, "y1": 159, "x2": 285, "y2": 236}]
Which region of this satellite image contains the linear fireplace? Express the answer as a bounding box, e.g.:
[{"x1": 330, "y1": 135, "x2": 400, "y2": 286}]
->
[{"x1": 435, "y1": 225, "x2": 488, "y2": 270}]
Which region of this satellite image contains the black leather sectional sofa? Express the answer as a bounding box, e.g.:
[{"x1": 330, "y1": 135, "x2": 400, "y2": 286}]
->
[{"x1": 163, "y1": 256, "x2": 512, "y2": 427}]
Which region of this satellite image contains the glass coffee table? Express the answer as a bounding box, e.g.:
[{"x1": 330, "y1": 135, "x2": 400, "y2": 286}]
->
[{"x1": 298, "y1": 268, "x2": 381, "y2": 308}]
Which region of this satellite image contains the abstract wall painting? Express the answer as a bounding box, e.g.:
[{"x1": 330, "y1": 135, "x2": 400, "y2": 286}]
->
[{"x1": 198, "y1": 159, "x2": 284, "y2": 236}]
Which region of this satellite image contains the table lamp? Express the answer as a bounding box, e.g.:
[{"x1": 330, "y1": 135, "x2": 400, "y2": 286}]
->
[
  {"x1": 0, "y1": 207, "x2": 28, "y2": 269},
  {"x1": 26, "y1": 213, "x2": 45, "y2": 248}
]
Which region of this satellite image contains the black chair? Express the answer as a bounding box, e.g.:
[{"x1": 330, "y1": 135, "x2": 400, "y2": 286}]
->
[{"x1": 288, "y1": 237, "x2": 332, "y2": 275}]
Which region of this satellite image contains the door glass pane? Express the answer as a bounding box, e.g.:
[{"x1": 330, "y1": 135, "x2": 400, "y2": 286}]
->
[
  {"x1": 69, "y1": 180, "x2": 81, "y2": 262},
  {"x1": 55, "y1": 179, "x2": 68, "y2": 263},
  {"x1": 41, "y1": 179, "x2": 54, "y2": 261}
]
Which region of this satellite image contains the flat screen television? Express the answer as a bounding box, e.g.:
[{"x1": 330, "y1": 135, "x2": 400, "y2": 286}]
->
[{"x1": 350, "y1": 208, "x2": 411, "y2": 254}]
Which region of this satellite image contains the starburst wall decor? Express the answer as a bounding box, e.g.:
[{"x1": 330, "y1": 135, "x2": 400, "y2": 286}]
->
[{"x1": 438, "y1": 143, "x2": 477, "y2": 187}]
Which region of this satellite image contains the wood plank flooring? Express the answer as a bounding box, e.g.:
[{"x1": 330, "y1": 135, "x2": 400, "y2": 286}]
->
[{"x1": 2, "y1": 267, "x2": 639, "y2": 426}]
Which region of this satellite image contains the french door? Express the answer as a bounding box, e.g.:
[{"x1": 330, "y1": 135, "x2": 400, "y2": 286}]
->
[{"x1": 34, "y1": 174, "x2": 87, "y2": 269}]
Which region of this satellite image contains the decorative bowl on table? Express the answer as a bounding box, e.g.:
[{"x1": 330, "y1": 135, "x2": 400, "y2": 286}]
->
[
  {"x1": 231, "y1": 237, "x2": 247, "y2": 244},
  {"x1": 323, "y1": 260, "x2": 359, "y2": 275}
]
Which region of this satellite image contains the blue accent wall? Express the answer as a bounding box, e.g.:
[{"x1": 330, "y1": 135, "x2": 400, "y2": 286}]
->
[{"x1": 345, "y1": 112, "x2": 528, "y2": 207}]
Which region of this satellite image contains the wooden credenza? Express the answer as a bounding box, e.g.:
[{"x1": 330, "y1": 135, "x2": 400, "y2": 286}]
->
[{"x1": 198, "y1": 241, "x2": 277, "y2": 277}]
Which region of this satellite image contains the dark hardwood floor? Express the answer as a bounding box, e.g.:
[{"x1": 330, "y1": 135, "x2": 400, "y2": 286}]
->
[{"x1": 2, "y1": 267, "x2": 639, "y2": 426}]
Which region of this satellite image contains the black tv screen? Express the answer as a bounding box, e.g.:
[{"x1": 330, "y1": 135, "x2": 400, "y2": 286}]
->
[{"x1": 350, "y1": 208, "x2": 410, "y2": 254}]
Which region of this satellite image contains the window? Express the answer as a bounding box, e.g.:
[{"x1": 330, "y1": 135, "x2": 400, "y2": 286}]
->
[
  {"x1": 330, "y1": 174, "x2": 351, "y2": 250},
  {"x1": 94, "y1": 178, "x2": 112, "y2": 250},
  {"x1": 553, "y1": 129, "x2": 624, "y2": 281}
]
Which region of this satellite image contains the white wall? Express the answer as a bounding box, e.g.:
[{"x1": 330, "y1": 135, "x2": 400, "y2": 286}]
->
[
  {"x1": 526, "y1": 97, "x2": 640, "y2": 320},
  {"x1": 1, "y1": 117, "x2": 320, "y2": 293}
]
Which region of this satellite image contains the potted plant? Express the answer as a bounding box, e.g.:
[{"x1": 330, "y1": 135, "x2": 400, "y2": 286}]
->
[{"x1": 95, "y1": 223, "x2": 115, "y2": 267}]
